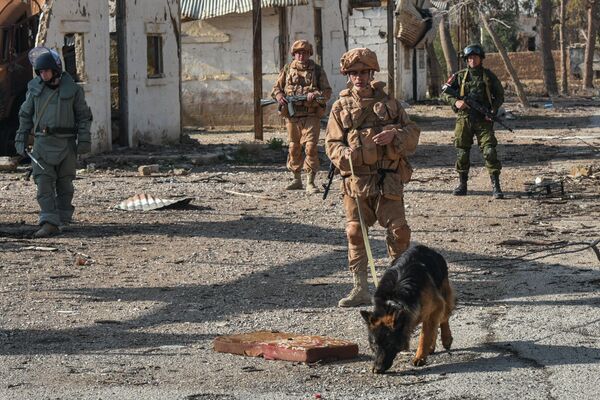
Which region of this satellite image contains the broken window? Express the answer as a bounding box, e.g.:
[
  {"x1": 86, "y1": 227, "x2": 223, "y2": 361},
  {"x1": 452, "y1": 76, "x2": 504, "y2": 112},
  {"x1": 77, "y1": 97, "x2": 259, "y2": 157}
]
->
[
  {"x1": 147, "y1": 35, "x2": 164, "y2": 78},
  {"x1": 62, "y1": 33, "x2": 86, "y2": 83}
]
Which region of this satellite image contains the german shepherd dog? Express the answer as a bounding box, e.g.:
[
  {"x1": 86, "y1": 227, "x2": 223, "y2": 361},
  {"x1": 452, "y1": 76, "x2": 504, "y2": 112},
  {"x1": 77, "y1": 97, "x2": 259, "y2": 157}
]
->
[{"x1": 360, "y1": 245, "x2": 455, "y2": 374}]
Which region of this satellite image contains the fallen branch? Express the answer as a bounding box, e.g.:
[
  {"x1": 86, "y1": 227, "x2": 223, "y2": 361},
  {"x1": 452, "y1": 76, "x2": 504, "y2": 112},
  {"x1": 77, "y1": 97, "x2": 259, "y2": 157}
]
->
[
  {"x1": 224, "y1": 190, "x2": 275, "y2": 201},
  {"x1": 451, "y1": 238, "x2": 600, "y2": 267}
]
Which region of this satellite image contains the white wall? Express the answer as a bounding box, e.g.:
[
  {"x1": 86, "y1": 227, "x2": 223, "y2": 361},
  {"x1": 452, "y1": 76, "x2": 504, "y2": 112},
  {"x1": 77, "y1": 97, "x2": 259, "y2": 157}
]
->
[
  {"x1": 124, "y1": 0, "x2": 181, "y2": 146},
  {"x1": 180, "y1": 0, "x2": 351, "y2": 126},
  {"x1": 349, "y1": 6, "x2": 428, "y2": 101},
  {"x1": 348, "y1": 7, "x2": 391, "y2": 88},
  {"x1": 181, "y1": 9, "x2": 280, "y2": 126},
  {"x1": 38, "y1": 0, "x2": 112, "y2": 153}
]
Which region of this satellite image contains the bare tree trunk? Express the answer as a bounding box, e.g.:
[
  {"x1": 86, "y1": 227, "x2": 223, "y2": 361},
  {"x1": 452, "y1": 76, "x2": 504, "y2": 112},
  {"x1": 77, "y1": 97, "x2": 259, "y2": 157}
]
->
[
  {"x1": 560, "y1": 0, "x2": 569, "y2": 95},
  {"x1": 583, "y1": 0, "x2": 599, "y2": 88},
  {"x1": 539, "y1": 0, "x2": 558, "y2": 96},
  {"x1": 439, "y1": 13, "x2": 458, "y2": 75},
  {"x1": 426, "y1": 42, "x2": 443, "y2": 97},
  {"x1": 480, "y1": 12, "x2": 530, "y2": 107}
]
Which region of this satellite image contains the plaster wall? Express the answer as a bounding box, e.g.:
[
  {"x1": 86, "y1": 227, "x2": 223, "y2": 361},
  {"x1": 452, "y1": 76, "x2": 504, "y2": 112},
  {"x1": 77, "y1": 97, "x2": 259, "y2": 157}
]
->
[
  {"x1": 124, "y1": 0, "x2": 181, "y2": 146},
  {"x1": 181, "y1": 0, "x2": 351, "y2": 126},
  {"x1": 38, "y1": 0, "x2": 111, "y2": 153}
]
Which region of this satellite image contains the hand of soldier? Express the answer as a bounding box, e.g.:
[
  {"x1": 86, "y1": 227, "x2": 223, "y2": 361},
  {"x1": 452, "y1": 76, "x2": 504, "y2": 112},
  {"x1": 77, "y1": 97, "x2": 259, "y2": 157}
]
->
[
  {"x1": 343, "y1": 147, "x2": 357, "y2": 161},
  {"x1": 306, "y1": 92, "x2": 315, "y2": 102},
  {"x1": 77, "y1": 141, "x2": 92, "y2": 155},
  {"x1": 276, "y1": 93, "x2": 288, "y2": 106},
  {"x1": 373, "y1": 129, "x2": 396, "y2": 145},
  {"x1": 455, "y1": 100, "x2": 469, "y2": 110},
  {"x1": 14, "y1": 140, "x2": 26, "y2": 157}
]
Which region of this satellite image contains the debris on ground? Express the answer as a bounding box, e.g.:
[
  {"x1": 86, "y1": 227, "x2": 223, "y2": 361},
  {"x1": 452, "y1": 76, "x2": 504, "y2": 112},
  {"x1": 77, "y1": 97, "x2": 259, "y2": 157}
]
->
[
  {"x1": 138, "y1": 164, "x2": 160, "y2": 176},
  {"x1": 213, "y1": 331, "x2": 359, "y2": 363},
  {"x1": 114, "y1": 193, "x2": 194, "y2": 211}
]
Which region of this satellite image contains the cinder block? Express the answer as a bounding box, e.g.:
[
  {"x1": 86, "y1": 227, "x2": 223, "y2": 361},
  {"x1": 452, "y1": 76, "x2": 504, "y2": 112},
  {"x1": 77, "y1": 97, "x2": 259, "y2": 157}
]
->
[
  {"x1": 214, "y1": 330, "x2": 359, "y2": 363},
  {"x1": 353, "y1": 18, "x2": 370, "y2": 28},
  {"x1": 0, "y1": 157, "x2": 18, "y2": 171},
  {"x1": 138, "y1": 164, "x2": 160, "y2": 176}
]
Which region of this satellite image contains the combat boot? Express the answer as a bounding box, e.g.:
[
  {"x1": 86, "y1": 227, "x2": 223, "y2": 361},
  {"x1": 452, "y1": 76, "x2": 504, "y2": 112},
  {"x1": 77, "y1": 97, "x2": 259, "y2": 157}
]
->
[
  {"x1": 286, "y1": 172, "x2": 303, "y2": 190},
  {"x1": 33, "y1": 223, "x2": 59, "y2": 238},
  {"x1": 305, "y1": 172, "x2": 320, "y2": 194},
  {"x1": 338, "y1": 270, "x2": 371, "y2": 307},
  {"x1": 452, "y1": 172, "x2": 468, "y2": 196},
  {"x1": 491, "y1": 174, "x2": 504, "y2": 199}
]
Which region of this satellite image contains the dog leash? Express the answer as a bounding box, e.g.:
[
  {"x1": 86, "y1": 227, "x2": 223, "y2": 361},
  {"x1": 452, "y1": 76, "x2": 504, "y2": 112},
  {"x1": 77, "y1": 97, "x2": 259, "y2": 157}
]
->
[{"x1": 348, "y1": 155, "x2": 379, "y2": 287}]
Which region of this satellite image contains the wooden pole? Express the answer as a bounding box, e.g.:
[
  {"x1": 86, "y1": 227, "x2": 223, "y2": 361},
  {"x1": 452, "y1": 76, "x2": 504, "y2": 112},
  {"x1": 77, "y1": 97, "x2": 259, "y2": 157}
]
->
[
  {"x1": 253, "y1": 0, "x2": 263, "y2": 140},
  {"x1": 387, "y1": 0, "x2": 395, "y2": 97},
  {"x1": 278, "y1": 7, "x2": 288, "y2": 70},
  {"x1": 116, "y1": 0, "x2": 129, "y2": 147}
]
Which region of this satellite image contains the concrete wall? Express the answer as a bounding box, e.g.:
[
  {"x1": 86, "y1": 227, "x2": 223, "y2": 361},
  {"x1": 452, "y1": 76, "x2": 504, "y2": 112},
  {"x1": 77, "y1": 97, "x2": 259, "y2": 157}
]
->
[
  {"x1": 37, "y1": 0, "x2": 112, "y2": 153},
  {"x1": 181, "y1": 10, "x2": 280, "y2": 126},
  {"x1": 124, "y1": 0, "x2": 181, "y2": 146},
  {"x1": 349, "y1": 6, "x2": 427, "y2": 101},
  {"x1": 348, "y1": 7, "x2": 390, "y2": 88},
  {"x1": 181, "y1": 0, "x2": 350, "y2": 127},
  {"x1": 484, "y1": 50, "x2": 563, "y2": 81}
]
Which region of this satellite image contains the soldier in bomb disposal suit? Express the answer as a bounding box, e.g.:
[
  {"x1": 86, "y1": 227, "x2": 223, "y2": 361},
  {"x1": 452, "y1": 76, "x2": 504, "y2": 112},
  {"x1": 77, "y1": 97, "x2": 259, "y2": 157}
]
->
[
  {"x1": 271, "y1": 40, "x2": 332, "y2": 194},
  {"x1": 325, "y1": 48, "x2": 421, "y2": 307}
]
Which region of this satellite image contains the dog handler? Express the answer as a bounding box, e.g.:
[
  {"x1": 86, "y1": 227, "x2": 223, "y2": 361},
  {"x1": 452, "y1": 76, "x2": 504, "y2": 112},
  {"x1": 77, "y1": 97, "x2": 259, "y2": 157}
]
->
[
  {"x1": 14, "y1": 47, "x2": 93, "y2": 238},
  {"x1": 325, "y1": 48, "x2": 421, "y2": 307},
  {"x1": 271, "y1": 40, "x2": 332, "y2": 193}
]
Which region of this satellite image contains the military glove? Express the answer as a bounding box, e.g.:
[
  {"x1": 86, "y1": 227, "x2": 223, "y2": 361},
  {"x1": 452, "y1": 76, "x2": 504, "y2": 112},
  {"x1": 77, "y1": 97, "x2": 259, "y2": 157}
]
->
[
  {"x1": 77, "y1": 141, "x2": 92, "y2": 154},
  {"x1": 15, "y1": 140, "x2": 26, "y2": 157}
]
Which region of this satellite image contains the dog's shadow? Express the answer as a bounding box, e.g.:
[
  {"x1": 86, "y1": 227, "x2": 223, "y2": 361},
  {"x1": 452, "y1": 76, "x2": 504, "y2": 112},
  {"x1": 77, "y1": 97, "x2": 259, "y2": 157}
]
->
[{"x1": 382, "y1": 340, "x2": 600, "y2": 376}]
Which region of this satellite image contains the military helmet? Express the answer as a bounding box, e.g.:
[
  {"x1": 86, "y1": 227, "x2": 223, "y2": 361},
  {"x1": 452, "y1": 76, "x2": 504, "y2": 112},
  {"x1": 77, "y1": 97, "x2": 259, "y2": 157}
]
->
[
  {"x1": 31, "y1": 48, "x2": 63, "y2": 75},
  {"x1": 290, "y1": 40, "x2": 313, "y2": 56},
  {"x1": 463, "y1": 44, "x2": 485, "y2": 59},
  {"x1": 339, "y1": 48, "x2": 380, "y2": 75}
]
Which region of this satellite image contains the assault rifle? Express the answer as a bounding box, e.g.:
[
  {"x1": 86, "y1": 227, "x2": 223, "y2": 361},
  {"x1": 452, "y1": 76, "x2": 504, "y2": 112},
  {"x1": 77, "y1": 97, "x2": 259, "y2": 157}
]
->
[
  {"x1": 441, "y1": 84, "x2": 514, "y2": 133},
  {"x1": 260, "y1": 95, "x2": 325, "y2": 118},
  {"x1": 322, "y1": 162, "x2": 336, "y2": 200}
]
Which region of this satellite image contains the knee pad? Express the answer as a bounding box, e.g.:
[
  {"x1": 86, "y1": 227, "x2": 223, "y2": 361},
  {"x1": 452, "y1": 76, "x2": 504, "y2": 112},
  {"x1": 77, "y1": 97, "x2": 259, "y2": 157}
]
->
[
  {"x1": 289, "y1": 141, "x2": 301, "y2": 152},
  {"x1": 304, "y1": 142, "x2": 318, "y2": 156},
  {"x1": 482, "y1": 146, "x2": 497, "y2": 160},
  {"x1": 387, "y1": 223, "x2": 411, "y2": 245},
  {"x1": 346, "y1": 222, "x2": 363, "y2": 246}
]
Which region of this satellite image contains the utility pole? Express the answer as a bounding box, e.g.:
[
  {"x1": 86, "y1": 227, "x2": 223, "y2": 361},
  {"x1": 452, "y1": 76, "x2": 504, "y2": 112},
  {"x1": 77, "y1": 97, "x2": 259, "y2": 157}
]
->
[{"x1": 253, "y1": 0, "x2": 263, "y2": 140}]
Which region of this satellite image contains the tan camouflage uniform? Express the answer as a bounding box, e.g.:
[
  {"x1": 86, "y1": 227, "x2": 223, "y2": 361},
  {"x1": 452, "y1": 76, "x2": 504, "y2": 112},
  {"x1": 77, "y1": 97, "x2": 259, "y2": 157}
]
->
[
  {"x1": 325, "y1": 48, "x2": 421, "y2": 307},
  {"x1": 271, "y1": 40, "x2": 332, "y2": 192}
]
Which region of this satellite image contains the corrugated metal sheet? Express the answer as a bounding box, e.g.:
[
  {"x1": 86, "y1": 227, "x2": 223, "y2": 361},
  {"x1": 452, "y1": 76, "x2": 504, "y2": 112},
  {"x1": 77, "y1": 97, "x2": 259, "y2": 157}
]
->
[
  {"x1": 430, "y1": 1, "x2": 449, "y2": 10},
  {"x1": 182, "y1": 0, "x2": 309, "y2": 20}
]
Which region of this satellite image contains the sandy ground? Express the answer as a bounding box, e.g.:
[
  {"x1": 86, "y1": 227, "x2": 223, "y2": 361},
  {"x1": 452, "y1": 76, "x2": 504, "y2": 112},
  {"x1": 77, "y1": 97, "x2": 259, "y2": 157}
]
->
[{"x1": 1, "y1": 99, "x2": 599, "y2": 399}]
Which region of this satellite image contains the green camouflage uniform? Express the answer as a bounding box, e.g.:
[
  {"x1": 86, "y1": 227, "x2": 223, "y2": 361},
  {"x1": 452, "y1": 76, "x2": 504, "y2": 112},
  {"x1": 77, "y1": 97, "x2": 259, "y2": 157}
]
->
[
  {"x1": 442, "y1": 66, "x2": 504, "y2": 175},
  {"x1": 15, "y1": 72, "x2": 92, "y2": 227}
]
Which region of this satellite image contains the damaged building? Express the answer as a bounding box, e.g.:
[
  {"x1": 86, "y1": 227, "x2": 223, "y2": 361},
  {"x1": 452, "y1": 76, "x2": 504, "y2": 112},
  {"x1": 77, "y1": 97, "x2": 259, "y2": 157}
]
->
[
  {"x1": 180, "y1": 0, "x2": 442, "y2": 127},
  {"x1": 1, "y1": 0, "x2": 182, "y2": 155}
]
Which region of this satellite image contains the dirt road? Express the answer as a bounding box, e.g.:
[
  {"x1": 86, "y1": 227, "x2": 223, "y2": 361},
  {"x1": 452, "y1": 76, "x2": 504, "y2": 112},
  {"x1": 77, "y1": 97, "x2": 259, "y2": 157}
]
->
[{"x1": 1, "y1": 100, "x2": 599, "y2": 399}]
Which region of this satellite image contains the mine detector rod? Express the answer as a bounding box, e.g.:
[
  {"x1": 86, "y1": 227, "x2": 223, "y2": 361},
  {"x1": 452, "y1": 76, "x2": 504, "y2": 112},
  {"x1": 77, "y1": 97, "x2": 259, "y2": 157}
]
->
[{"x1": 348, "y1": 156, "x2": 379, "y2": 288}]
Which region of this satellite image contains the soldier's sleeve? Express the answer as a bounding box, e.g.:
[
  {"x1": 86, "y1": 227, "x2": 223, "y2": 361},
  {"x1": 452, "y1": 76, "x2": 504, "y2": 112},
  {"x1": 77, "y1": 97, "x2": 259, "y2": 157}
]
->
[
  {"x1": 441, "y1": 72, "x2": 460, "y2": 109},
  {"x1": 314, "y1": 66, "x2": 332, "y2": 102},
  {"x1": 73, "y1": 85, "x2": 92, "y2": 143},
  {"x1": 388, "y1": 101, "x2": 421, "y2": 157},
  {"x1": 15, "y1": 91, "x2": 35, "y2": 140},
  {"x1": 489, "y1": 71, "x2": 504, "y2": 113},
  {"x1": 270, "y1": 67, "x2": 287, "y2": 99},
  {"x1": 325, "y1": 101, "x2": 350, "y2": 172}
]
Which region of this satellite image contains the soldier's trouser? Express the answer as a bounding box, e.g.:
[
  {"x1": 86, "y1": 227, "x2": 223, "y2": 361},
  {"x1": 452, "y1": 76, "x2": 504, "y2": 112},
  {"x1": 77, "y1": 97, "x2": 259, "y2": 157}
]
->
[
  {"x1": 286, "y1": 116, "x2": 320, "y2": 173},
  {"x1": 32, "y1": 148, "x2": 77, "y2": 226},
  {"x1": 454, "y1": 116, "x2": 501, "y2": 175},
  {"x1": 343, "y1": 194, "x2": 411, "y2": 273}
]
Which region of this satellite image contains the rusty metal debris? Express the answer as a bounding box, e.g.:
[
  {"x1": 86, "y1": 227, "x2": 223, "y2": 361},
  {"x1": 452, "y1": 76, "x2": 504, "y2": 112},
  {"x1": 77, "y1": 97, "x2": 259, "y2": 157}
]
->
[
  {"x1": 523, "y1": 178, "x2": 564, "y2": 198},
  {"x1": 115, "y1": 194, "x2": 193, "y2": 211}
]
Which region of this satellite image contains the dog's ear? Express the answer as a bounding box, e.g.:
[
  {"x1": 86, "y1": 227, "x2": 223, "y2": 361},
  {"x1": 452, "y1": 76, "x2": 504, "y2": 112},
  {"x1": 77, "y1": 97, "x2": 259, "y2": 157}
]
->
[{"x1": 360, "y1": 310, "x2": 372, "y2": 325}]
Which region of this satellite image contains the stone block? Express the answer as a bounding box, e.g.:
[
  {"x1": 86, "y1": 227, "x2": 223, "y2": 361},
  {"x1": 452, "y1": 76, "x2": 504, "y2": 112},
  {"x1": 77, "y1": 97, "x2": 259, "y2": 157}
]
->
[
  {"x1": 353, "y1": 18, "x2": 370, "y2": 28},
  {"x1": 0, "y1": 157, "x2": 18, "y2": 171},
  {"x1": 214, "y1": 331, "x2": 359, "y2": 363},
  {"x1": 138, "y1": 164, "x2": 160, "y2": 176}
]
